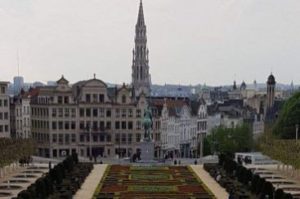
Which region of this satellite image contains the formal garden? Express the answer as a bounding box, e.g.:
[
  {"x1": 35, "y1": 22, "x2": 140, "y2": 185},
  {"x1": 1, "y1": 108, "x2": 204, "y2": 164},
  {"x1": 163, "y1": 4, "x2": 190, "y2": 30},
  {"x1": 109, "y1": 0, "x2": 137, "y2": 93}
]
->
[{"x1": 93, "y1": 165, "x2": 215, "y2": 199}]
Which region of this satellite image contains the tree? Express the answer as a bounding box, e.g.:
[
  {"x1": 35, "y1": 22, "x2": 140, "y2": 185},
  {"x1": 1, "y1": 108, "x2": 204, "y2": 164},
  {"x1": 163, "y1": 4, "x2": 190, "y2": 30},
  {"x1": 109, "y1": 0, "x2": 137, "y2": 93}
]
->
[
  {"x1": 205, "y1": 124, "x2": 253, "y2": 155},
  {"x1": 273, "y1": 92, "x2": 300, "y2": 139}
]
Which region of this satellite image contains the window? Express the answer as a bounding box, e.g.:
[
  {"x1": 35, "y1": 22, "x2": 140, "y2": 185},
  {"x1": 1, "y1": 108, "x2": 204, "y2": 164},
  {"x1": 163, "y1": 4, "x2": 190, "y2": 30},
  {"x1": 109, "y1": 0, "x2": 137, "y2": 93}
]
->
[
  {"x1": 86, "y1": 108, "x2": 91, "y2": 117},
  {"x1": 93, "y1": 94, "x2": 98, "y2": 102},
  {"x1": 107, "y1": 134, "x2": 111, "y2": 142},
  {"x1": 128, "y1": 133, "x2": 132, "y2": 144},
  {"x1": 52, "y1": 122, "x2": 57, "y2": 130},
  {"x1": 93, "y1": 135, "x2": 98, "y2": 142},
  {"x1": 52, "y1": 108, "x2": 57, "y2": 117},
  {"x1": 3, "y1": 100, "x2": 7, "y2": 107},
  {"x1": 1, "y1": 86, "x2": 5, "y2": 94},
  {"x1": 121, "y1": 133, "x2": 126, "y2": 144},
  {"x1": 0, "y1": 100, "x2": 2, "y2": 106},
  {"x1": 71, "y1": 121, "x2": 76, "y2": 130},
  {"x1": 80, "y1": 135, "x2": 84, "y2": 142},
  {"x1": 58, "y1": 108, "x2": 63, "y2": 117},
  {"x1": 128, "y1": 121, "x2": 133, "y2": 129},
  {"x1": 4, "y1": 113, "x2": 8, "y2": 120},
  {"x1": 58, "y1": 134, "x2": 63, "y2": 144},
  {"x1": 122, "y1": 109, "x2": 126, "y2": 118},
  {"x1": 71, "y1": 134, "x2": 76, "y2": 142},
  {"x1": 116, "y1": 109, "x2": 120, "y2": 118},
  {"x1": 122, "y1": 95, "x2": 126, "y2": 103},
  {"x1": 86, "y1": 94, "x2": 91, "y2": 102},
  {"x1": 52, "y1": 134, "x2": 57, "y2": 143},
  {"x1": 100, "y1": 121, "x2": 105, "y2": 131},
  {"x1": 65, "y1": 134, "x2": 70, "y2": 144},
  {"x1": 93, "y1": 121, "x2": 98, "y2": 130},
  {"x1": 58, "y1": 121, "x2": 63, "y2": 130},
  {"x1": 99, "y1": 94, "x2": 104, "y2": 103},
  {"x1": 80, "y1": 121, "x2": 85, "y2": 130},
  {"x1": 136, "y1": 133, "x2": 141, "y2": 142},
  {"x1": 115, "y1": 133, "x2": 120, "y2": 143},
  {"x1": 64, "y1": 96, "x2": 69, "y2": 104},
  {"x1": 65, "y1": 108, "x2": 69, "y2": 117},
  {"x1": 93, "y1": 108, "x2": 98, "y2": 117},
  {"x1": 106, "y1": 109, "x2": 111, "y2": 117},
  {"x1": 100, "y1": 135, "x2": 105, "y2": 142},
  {"x1": 71, "y1": 109, "x2": 76, "y2": 117},
  {"x1": 122, "y1": 121, "x2": 126, "y2": 129},
  {"x1": 58, "y1": 96, "x2": 63, "y2": 104},
  {"x1": 0, "y1": 113, "x2": 2, "y2": 119},
  {"x1": 99, "y1": 108, "x2": 104, "y2": 117},
  {"x1": 136, "y1": 109, "x2": 141, "y2": 118},
  {"x1": 128, "y1": 109, "x2": 133, "y2": 117},
  {"x1": 136, "y1": 121, "x2": 141, "y2": 130},
  {"x1": 115, "y1": 121, "x2": 120, "y2": 129},
  {"x1": 80, "y1": 108, "x2": 84, "y2": 117},
  {"x1": 65, "y1": 121, "x2": 70, "y2": 130},
  {"x1": 4, "y1": 125, "x2": 8, "y2": 132},
  {"x1": 106, "y1": 121, "x2": 111, "y2": 129},
  {"x1": 0, "y1": 125, "x2": 2, "y2": 132}
]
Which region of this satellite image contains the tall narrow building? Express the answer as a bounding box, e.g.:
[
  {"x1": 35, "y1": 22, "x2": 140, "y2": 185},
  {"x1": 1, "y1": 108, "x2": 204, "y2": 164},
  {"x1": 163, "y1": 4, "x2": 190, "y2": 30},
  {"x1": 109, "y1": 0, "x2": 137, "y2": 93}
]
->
[{"x1": 132, "y1": 0, "x2": 151, "y2": 97}]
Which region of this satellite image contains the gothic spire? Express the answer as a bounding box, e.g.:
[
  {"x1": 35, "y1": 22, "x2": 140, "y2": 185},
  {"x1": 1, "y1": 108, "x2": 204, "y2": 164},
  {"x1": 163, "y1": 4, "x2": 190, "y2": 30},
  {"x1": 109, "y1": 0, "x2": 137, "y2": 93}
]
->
[
  {"x1": 132, "y1": 0, "x2": 151, "y2": 97},
  {"x1": 137, "y1": 0, "x2": 145, "y2": 26}
]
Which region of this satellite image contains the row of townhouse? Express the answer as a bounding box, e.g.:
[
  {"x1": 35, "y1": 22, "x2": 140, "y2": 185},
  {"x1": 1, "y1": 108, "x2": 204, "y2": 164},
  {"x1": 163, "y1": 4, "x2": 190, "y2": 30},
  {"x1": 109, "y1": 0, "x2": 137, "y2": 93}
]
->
[
  {"x1": 11, "y1": 76, "x2": 149, "y2": 158},
  {"x1": 8, "y1": 77, "x2": 208, "y2": 160},
  {"x1": 151, "y1": 98, "x2": 208, "y2": 159}
]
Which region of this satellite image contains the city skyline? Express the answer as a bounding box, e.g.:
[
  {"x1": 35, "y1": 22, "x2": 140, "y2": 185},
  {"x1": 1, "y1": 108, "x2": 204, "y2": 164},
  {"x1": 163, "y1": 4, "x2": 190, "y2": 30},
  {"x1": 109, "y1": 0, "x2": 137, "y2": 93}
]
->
[{"x1": 0, "y1": 0, "x2": 300, "y2": 86}]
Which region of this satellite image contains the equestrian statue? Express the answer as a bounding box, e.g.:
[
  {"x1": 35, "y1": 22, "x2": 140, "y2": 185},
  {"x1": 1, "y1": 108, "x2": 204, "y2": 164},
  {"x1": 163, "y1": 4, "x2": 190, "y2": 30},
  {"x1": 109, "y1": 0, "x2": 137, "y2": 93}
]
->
[{"x1": 142, "y1": 106, "x2": 153, "y2": 142}]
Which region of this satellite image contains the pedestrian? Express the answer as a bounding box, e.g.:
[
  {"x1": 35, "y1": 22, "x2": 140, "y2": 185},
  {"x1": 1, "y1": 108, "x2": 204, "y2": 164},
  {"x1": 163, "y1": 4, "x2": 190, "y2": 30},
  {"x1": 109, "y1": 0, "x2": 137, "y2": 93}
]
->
[{"x1": 48, "y1": 161, "x2": 52, "y2": 170}]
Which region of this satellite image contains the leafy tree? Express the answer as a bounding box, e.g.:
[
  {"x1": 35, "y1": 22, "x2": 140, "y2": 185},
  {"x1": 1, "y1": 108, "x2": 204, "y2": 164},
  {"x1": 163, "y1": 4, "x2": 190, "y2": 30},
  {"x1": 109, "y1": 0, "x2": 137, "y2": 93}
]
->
[
  {"x1": 273, "y1": 92, "x2": 300, "y2": 139},
  {"x1": 205, "y1": 124, "x2": 253, "y2": 155}
]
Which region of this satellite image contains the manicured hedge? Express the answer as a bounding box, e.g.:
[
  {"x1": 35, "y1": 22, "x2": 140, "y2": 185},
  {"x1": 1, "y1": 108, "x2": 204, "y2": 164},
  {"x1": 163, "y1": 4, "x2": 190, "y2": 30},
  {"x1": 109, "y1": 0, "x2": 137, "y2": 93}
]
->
[
  {"x1": 204, "y1": 154, "x2": 295, "y2": 198},
  {"x1": 13, "y1": 153, "x2": 93, "y2": 199}
]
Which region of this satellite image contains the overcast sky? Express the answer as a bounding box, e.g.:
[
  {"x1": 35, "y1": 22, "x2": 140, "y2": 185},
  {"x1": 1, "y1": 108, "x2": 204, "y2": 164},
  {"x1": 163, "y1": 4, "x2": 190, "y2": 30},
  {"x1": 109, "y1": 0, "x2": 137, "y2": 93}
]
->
[{"x1": 0, "y1": 0, "x2": 299, "y2": 86}]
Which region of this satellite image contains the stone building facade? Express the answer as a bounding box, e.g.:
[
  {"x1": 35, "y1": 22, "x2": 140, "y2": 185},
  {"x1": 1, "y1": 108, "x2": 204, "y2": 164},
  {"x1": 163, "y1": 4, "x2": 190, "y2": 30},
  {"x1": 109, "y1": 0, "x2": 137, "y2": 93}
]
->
[
  {"x1": 30, "y1": 76, "x2": 147, "y2": 158},
  {"x1": 0, "y1": 82, "x2": 10, "y2": 138}
]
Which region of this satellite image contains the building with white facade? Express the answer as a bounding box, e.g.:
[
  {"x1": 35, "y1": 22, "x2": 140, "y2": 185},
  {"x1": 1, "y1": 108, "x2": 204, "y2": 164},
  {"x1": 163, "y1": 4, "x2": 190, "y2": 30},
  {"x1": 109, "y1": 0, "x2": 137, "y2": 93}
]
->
[
  {"x1": 160, "y1": 98, "x2": 208, "y2": 158},
  {"x1": 13, "y1": 90, "x2": 34, "y2": 138}
]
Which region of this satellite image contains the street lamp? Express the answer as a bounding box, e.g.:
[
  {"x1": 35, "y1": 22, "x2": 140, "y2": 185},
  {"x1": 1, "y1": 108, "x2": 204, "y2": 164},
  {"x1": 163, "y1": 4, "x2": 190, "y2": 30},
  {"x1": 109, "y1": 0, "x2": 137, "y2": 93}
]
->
[
  {"x1": 89, "y1": 126, "x2": 92, "y2": 161},
  {"x1": 296, "y1": 124, "x2": 299, "y2": 141}
]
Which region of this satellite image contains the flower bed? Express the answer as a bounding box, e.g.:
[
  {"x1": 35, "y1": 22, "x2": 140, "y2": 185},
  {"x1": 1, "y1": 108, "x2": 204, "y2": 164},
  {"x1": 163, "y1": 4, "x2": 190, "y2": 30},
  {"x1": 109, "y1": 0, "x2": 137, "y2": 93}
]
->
[{"x1": 93, "y1": 165, "x2": 214, "y2": 198}]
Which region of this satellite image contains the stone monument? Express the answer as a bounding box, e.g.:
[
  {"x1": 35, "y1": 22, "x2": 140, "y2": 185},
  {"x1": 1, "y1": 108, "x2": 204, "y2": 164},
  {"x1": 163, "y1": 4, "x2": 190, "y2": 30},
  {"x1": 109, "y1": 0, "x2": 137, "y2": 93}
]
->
[{"x1": 139, "y1": 106, "x2": 155, "y2": 161}]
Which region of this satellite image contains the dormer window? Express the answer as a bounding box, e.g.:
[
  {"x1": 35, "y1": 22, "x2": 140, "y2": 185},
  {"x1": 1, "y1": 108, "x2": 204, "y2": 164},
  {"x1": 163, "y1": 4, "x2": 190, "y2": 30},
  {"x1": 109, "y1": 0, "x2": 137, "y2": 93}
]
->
[
  {"x1": 86, "y1": 94, "x2": 91, "y2": 102},
  {"x1": 122, "y1": 95, "x2": 126, "y2": 104},
  {"x1": 99, "y1": 94, "x2": 104, "y2": 103}
]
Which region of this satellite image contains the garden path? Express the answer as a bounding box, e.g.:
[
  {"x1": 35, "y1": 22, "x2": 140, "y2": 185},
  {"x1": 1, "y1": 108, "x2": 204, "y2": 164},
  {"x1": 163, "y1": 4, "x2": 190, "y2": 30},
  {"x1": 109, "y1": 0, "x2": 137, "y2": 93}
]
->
[
  {"x1": 74, "y1": 164, "x2": 108, "y2": 199},
  {"x1": 191, "y1": 165, "x2": 228, "y2": 199}
]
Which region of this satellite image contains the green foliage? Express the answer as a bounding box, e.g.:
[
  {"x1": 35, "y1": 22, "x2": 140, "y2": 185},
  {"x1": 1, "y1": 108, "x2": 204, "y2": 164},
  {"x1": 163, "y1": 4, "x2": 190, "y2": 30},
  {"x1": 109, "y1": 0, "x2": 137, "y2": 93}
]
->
[
  {"x1": 205, "y1": 124, "x2": 253, "y2": 155},
  {"x1": 273, "y1": 92, "x2": 300, "y2": 139},
  {"x1": 203, "y1": 137, "x2": 211, "y2": 156}
]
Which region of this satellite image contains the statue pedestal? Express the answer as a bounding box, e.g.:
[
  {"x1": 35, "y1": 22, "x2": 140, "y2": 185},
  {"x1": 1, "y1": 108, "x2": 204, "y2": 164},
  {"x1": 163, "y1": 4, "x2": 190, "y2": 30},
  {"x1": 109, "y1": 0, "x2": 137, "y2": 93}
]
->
[{"x1": 139, "y1": 140, "x2": 155, "y2": 161}]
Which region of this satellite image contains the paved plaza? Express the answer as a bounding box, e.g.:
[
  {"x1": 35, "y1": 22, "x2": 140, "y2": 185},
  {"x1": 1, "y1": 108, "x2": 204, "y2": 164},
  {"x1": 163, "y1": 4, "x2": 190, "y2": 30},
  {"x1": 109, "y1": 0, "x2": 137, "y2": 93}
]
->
[{"x1": 0, "y1": 163, "x2": 49, "y2": 199}]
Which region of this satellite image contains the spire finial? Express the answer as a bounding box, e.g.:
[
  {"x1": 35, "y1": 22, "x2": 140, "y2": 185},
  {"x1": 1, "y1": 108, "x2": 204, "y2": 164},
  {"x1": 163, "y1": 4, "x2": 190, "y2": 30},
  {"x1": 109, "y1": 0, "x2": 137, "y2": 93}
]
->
[{"x1": 137, "y1": 0, "x2": 145, "y2": 26}]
